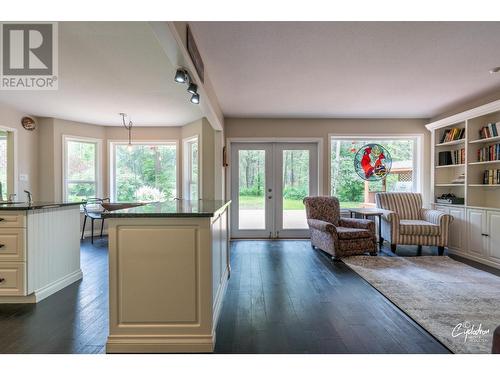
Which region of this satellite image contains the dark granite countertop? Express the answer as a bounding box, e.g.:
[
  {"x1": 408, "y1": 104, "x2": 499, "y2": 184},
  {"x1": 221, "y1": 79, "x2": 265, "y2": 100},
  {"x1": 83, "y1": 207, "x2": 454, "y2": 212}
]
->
[
  {"x1": 102, "y1": 200, "x2": 231, "y2": 218},
  {"x1": 0, "y1": 201, "x2": 84, "y2": 210}
]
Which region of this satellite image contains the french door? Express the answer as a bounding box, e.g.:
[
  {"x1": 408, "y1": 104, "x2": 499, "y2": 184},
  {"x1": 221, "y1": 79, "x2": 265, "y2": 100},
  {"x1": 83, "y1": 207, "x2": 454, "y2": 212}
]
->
[{"x1": 230, "y1": 142, "x2": 318, "y2": 238}]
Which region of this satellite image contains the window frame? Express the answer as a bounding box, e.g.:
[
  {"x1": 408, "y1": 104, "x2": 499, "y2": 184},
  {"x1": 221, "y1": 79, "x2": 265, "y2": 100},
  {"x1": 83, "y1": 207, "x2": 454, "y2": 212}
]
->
[
  {"x1": 182, "y1": 135, "x2": 200, "y2": 200},
  {"x1": 108, "y1": 140, "x2": 180, "y2": 202},
  {"x1": 62, "y1": 135, "x2": 102, "y2": 202},
  {"x1": 328, "y1": 133, "x2": 423, "y2": 200}
]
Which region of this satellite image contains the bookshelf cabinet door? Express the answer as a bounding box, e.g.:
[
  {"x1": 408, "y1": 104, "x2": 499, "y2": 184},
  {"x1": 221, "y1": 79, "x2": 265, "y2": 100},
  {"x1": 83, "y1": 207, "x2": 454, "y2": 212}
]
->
[
  {"x1": 467, "y1": 209, "x2": 487, "y2": 257},
  {"x1": 487, "y1": 211, "x2": 500, "y2": 262}
]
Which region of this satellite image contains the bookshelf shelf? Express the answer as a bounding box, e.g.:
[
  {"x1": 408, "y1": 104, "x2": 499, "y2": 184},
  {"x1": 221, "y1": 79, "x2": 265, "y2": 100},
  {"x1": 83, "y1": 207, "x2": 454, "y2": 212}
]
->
[
  {"x1": 435, "y1": 139, "x2": 465, "y2": 147},
  {"x1": 435, "y1": 164, "x2": 465, "y2": 168},
  {"x1": 435, "y1": 183, "x2": 464, "y2": 187},
  {"x1": 468, "y1": 184, "x2": 500, "y2": 187},
  {"x1": 469, "y1": 160, "x2": 500, "y2": 165},
  {"x1": 469, "y1": 135, "x2": 500, "y2": 144}
]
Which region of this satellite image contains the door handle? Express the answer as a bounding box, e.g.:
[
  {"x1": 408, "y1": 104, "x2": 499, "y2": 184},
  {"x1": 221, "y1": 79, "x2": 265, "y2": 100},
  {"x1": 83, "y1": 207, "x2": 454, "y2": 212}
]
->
[{"x1": 268, "y1": 196, "x2": 272, "y2": 199}]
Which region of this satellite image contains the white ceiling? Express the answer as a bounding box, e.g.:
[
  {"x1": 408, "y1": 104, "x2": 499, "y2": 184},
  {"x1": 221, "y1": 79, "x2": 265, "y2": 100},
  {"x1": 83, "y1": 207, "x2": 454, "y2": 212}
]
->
[
  {"x1": 190, "y1": 22, "x2": 500, "y2": 118},
  {"x1": 0, "y1": 22, "x2": 202, "y2": 126}
]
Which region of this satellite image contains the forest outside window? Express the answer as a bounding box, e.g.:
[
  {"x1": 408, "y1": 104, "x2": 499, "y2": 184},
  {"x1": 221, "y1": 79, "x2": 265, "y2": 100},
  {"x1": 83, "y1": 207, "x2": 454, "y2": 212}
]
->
[
  {"x1": 331, "y1": 136, "x2": 419, "y2": 208},
  {"x1": 64, "y1": 136, "x2": 101, "y2": 202},
  {"x1": 111, "y1": 142, "x2": 177, "y2": 202}
]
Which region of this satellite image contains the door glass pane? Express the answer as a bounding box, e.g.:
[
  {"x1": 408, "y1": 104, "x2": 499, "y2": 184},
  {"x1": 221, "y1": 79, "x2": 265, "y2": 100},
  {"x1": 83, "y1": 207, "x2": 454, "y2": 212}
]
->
[
  {"x1": 282, "y1": 150, "x2": 309, "y2": 229},
  {"x1": 238, "y1": 150, "x2": 265, "y2": 230}
]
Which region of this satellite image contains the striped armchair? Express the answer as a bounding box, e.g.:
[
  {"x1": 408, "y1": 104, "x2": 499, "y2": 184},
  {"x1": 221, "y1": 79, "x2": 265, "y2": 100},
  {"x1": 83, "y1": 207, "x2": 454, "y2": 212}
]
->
[{"x1": 375, "y1": 192, "x2": 453, "y2": 255}]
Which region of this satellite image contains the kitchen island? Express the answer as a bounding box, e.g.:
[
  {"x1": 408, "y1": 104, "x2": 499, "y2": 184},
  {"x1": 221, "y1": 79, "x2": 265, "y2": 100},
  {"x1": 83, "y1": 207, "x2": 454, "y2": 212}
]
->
[
  {"x1": 0, "y1": 202, "x2": 82, "y2": 303},
  {"x1": 104, "y1": 200, "x2": 231, "y2": 353}
]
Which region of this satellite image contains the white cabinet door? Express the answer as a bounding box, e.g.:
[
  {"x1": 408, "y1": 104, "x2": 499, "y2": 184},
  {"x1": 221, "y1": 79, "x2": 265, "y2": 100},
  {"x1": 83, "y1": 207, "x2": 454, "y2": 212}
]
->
[
  {"x1": 487, "y1": 211, "x2": 500, "y2": 262},
  {"x1": 467, "y1": 209, "x2": 487, "y2": 257},
  {"x1": 448, "y1": 207, "x2": 465, "y2": 251}
]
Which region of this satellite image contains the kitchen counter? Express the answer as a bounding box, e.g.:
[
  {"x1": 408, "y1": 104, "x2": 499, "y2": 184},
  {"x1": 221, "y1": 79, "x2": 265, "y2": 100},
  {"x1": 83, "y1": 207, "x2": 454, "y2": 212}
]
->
[
  {"x1": 102, "y1": 200, "x2": 230, "y2": 218},
  {"x1": 105, "y1": 199, "x2": 231, "y2": 353},
  {"x1": 0, "y1": 201, "x2": 83, "y2": 210}
]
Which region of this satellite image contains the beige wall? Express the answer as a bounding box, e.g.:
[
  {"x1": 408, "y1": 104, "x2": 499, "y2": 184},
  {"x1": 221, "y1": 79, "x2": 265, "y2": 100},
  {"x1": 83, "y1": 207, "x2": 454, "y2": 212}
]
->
[
  {"x1": 224, "y1": 118, "x2": 431, "y2": 205},
  {"x1": 0, "y1": 104, "x2": 39, "y2": 200},
  {"x1": 431, "y1": 89, "x2": 500, "y2": 122}
]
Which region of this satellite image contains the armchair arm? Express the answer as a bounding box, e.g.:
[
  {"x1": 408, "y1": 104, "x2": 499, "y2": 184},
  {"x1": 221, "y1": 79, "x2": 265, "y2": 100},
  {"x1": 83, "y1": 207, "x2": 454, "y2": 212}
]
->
[
  {"x1": 378, "y1": 209, "x2": 400, "y2": 224},
  {"x1": 339, "y1": 217, "x2": 375, "y2": 232},
  {"x1": 420, "y1": 208, "x2": 453, "y2": 226},
  {"x1": 307, "y1": 219, "x2": 336, "y2": 234}
]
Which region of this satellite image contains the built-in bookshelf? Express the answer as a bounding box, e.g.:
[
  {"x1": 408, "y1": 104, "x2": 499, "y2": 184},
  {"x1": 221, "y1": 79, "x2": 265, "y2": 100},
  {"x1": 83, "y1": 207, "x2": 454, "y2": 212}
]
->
[{"x1": 429, "y1": 106, "x2": 500, "y2": 209}]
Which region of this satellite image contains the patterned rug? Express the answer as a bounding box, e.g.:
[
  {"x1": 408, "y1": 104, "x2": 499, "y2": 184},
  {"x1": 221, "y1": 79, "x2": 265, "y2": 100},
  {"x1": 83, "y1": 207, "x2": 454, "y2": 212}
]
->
[{"x1": 342, "y1": 256, "x2": 500, "y2": 354}]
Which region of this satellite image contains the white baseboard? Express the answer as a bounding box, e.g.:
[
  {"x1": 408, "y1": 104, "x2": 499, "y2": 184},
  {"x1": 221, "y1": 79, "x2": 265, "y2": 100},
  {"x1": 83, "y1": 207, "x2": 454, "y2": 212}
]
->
[
  {"x1": 34, "y1": 269, "x2": 83, "y2": 302},
  {"x1": 106, "y1": 335, "x2": 214, "y2": 353},
  {"x1": 0, "y1": 269, "x2": 83, "y2": 304}
]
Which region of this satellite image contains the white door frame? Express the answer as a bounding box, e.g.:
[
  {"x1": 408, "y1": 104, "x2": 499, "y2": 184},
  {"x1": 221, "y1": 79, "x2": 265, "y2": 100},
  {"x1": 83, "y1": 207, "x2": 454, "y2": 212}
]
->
[{"x1": 227, "y1": 137, "x2": 323, "y2": 239}]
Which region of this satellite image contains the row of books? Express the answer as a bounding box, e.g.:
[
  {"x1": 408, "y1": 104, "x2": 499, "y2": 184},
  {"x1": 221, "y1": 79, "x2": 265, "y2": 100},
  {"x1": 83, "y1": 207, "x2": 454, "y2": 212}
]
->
[
  {"x1": 483, "y1": 169, "x2": 500, "y2": 185},
  {"x1": 440, "y1": 127, "x2": 465, "y2": 144},
  {"x1": 479, "y1": 122, "x2": 499, "y2": 139},
  {"x1": 438, "y1": 149, "x2": 465, "y2": 166},
  {"x1": 477, "y1": 143, "x2": 500, "y2": 162}
]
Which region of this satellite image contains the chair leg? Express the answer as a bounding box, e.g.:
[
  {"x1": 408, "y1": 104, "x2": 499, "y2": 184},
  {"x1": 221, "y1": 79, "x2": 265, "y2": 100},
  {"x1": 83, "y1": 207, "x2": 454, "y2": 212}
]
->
[
  {"x1": 369, "y1": 251, "x2": 378, "y2": 256},
  {"x1": 438, "y1": 246, "x2": 445, "y2": 256},
  {"x1": 100, "y1": 219, "x2": 105, "y2": 238},
  {"x1": 91, "y1": 219, "x2": 94, "y2": 244},
  {"x1": 390, "y1": 244, "x2": 397, "y2": 253},
  {"x1": 81, "y1": 215, "x2": 87, "y2": 240},
  {"x1": 417, "y1": 245, "x2": 422, "y2": 254},
  {"x1": 332, "y1": 256, "x2": 341, "y2": 262}
]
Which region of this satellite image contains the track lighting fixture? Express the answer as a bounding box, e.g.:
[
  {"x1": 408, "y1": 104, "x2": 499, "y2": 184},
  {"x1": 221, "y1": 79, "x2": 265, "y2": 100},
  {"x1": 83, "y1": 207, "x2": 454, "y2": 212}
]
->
[
  {"x1": 174, "y1": 68, "x2": 189, "y2": 83},
  {"x1": 190, "y1": 93, "x2": 200, "y2": 104},
  {"x1": 174, "y1": 67, "x2": 200, "y2": 104},
  {"x1": 187, "y1": 82, "x2": 198, "y2": 95}
]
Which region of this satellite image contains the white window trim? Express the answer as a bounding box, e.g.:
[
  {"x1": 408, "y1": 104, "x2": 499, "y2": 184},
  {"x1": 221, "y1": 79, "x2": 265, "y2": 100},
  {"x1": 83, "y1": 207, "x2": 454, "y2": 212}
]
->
[
  {"x1": 108, "y1": 139, "x2": 180, "y2": 202},
  {"x1": 62, "y1": 135, "x2": 103, "y2": 202},
  {"x1": 182, "y1": 135, "x2": 199, "y2": 200},
  {"x1": 0, "y1": 125, "x2": 18, "y2": 200},
  {"x1": 328, "y1": 133, "x2": 423, "y2": 197}
]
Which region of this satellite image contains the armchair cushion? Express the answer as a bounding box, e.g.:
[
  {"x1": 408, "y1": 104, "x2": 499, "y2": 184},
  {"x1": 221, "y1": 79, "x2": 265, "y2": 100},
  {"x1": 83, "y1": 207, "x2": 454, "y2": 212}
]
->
[
  {"x1": 336, "y1": 226, "x2": 372, "y2": 240},
  {"x1": 339, "y1": 217, "x2": 375, "y2": 231},
  {"x1": 399, "y1": 220, "x2": 440, "y2": 236}
]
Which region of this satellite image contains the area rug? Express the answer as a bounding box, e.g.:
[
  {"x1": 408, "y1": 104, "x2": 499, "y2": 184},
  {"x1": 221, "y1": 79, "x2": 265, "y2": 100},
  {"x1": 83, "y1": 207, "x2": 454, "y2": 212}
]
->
[{"x1": 342, "y1": 256, "x2": 500, "y2": 354}]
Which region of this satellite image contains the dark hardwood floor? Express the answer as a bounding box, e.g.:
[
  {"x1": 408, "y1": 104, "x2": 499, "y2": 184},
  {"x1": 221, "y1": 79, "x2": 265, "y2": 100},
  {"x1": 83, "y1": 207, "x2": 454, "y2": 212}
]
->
[{"x1": 2, "y1": 237, "x2": 495, "y2": 354}]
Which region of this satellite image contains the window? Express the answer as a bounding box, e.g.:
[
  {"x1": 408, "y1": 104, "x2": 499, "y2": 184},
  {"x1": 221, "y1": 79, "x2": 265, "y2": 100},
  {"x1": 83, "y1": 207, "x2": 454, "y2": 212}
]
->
[
  {"x1": 63, "y1": 136, "x2": 101, "y2": 202},
  {"x1": 111, "y1": 142, "x2": 177, "y2": 202},
  {"x1": 183, "y1": 136, "x2": 199, "y2": 200},
  {"x1": 331, "y1": 136, "x2": 420, "y2": 208},
  {"x1": 0, "y1": 130, "x2": 8, "y2": 200}
]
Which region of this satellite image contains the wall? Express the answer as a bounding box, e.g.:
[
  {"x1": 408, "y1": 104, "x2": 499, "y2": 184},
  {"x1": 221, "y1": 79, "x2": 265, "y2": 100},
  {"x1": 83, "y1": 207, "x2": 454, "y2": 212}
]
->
[
  {"x1": 0, "y1": 103, "x2": 39, "y2": 200},
  {"x1": 430, "y1": 88, "x2": 500, "y2": 123},
  {"x1": 224, "y1": 118, "x2": 431, "y2": 205}
]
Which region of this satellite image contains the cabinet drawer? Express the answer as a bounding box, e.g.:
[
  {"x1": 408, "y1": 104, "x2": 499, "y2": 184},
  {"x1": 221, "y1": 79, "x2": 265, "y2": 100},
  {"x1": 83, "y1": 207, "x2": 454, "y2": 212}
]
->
[
  {"x1": 0, "y1": 262, "x2": 26, "y2": 296},
  {"x1": 0, "y1": 229, "x2": 26, "y2": 261},
  {"x1": 0, "y1": 213, "x2": 26, "y2": 228}
]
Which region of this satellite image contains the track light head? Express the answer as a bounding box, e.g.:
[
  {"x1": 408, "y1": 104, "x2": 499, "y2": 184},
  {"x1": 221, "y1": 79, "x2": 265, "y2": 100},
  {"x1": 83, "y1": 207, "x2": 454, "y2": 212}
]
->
[
  {"x1": 190, "y1": 93, "x2": 200, "y2": 104},
  {"x1": 174, "y1": 68, "x2": 189, "y2": 83},
  {"x1": 187, "y1": 82, "x2": 198, "y2": 94}
]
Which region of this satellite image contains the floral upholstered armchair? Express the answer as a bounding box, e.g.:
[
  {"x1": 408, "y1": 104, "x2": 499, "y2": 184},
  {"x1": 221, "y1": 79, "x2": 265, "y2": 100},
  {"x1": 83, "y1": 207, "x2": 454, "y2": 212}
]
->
[
  {"x1": 303, "y1": 196, "x2": 377, "y2": 260},
  {"x1": 375, "y1": 192, "x2": 453, "y2": 255}
]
